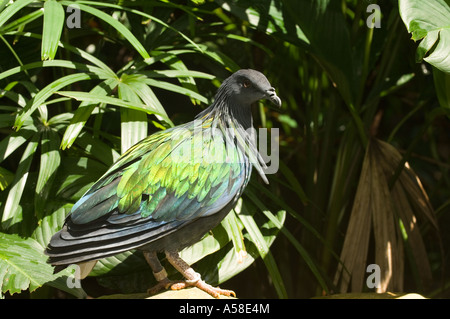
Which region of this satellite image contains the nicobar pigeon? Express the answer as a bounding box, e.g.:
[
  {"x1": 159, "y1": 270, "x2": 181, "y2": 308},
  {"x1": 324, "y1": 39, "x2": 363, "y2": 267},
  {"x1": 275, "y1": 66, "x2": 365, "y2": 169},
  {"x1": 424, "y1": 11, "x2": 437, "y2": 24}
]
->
[{"x1": 45, "y1": 69, "x2": 281, "y2": 298}]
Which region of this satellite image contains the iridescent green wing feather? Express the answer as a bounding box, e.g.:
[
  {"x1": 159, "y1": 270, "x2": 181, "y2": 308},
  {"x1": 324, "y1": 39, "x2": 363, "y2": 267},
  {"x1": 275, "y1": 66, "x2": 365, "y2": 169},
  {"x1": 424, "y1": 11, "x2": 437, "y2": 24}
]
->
[
  {"x1": 115, "y1": 120, "x2": 248, "y2": 221},
  {"x1": 70, "y1": 120, "x2": 249, "y2": 225}
]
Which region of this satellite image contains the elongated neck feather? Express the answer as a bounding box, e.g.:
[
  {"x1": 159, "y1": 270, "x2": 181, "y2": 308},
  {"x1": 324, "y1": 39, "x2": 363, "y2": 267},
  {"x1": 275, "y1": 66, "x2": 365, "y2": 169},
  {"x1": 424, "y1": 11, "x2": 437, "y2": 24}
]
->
[{"x1": 194, "y1": 87, "x2": 268, "y2": 183}]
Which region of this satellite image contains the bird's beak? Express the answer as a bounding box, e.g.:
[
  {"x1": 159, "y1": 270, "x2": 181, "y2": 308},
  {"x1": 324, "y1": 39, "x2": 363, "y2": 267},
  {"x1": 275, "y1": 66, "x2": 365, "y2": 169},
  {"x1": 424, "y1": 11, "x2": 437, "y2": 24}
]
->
[{"x1": 265, "y1": 87, "x2": 282, "y2": 108}]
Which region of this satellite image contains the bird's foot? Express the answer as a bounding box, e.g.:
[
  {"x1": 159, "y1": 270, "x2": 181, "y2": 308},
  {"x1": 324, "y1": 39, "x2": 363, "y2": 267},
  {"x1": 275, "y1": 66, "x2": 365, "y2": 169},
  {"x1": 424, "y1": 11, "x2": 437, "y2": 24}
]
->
[
  {"x1": 169, "y1": 272, "x2": 236, "y2": 298},
  {"x1": 147, "y1": 276, "x2": 235, "y2": 298},
  {"x1": 147, "y1": 267, "x2": 183, "y2": 295},
  {"x1": 163, "y1": 250, "x2": 236, "y2": 298},
  {"x1": 170, "y1": 280, "x2": 236, "y2": 298}
]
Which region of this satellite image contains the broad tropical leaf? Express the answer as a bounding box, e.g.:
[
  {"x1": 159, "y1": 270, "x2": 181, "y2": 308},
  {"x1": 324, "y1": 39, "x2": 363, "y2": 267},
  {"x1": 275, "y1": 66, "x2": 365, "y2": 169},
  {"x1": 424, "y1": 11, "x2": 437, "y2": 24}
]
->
[
  {"x1": 0, "y1": 232, "x2": 85, "y2": 298},
  {"x1": 399, "y1": 0, "x2": 450, "y2": 73}
]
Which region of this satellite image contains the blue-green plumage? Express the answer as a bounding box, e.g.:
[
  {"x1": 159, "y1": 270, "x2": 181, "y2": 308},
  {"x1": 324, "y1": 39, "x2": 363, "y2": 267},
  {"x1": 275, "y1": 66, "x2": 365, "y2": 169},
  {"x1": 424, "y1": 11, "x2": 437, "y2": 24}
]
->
[{"x1": 45, "y1": 69, "x2": 281, "y2": 295}]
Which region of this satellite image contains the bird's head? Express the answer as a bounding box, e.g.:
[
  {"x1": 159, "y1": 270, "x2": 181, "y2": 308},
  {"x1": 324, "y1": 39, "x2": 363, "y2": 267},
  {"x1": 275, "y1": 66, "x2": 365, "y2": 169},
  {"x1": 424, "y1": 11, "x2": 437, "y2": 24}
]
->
[{"x1": 218, "y1": 69, "x2": 282, "y2": 108}]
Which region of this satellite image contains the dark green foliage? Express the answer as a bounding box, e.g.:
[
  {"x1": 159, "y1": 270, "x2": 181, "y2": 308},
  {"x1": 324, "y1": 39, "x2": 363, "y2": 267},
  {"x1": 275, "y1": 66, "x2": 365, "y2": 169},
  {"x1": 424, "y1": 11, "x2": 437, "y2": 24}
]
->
[{"x1": 1, "y1": 0, "x2": 450, "y2": 299}]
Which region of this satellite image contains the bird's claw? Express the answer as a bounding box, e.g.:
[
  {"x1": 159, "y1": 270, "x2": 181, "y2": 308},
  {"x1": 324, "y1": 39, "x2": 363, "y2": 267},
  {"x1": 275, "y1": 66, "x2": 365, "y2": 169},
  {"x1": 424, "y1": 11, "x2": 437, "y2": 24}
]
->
[
  {"x1": 147, "y1": 277, "x2": 235, "y2": 298},
  {"x1": 170, "y1": 279, "x2": 236, "y2": 299}
]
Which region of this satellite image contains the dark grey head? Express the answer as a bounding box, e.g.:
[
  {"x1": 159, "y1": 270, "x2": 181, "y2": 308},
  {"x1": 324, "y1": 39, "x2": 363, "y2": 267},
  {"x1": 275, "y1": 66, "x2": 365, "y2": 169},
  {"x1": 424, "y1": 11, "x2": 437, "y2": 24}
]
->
[
  {"x1": 198, "y1": 69, "x2": 281, "y2": 129},
  {"x1": 218, "y1": 69, "x2": 281, "y2": 108}
]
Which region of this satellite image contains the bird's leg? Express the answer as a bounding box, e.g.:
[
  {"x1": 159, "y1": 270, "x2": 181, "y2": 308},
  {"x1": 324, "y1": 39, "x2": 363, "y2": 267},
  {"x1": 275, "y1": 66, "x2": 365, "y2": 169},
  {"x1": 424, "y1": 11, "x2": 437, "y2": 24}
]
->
[
  {"x1": 143, "y1": 251, "x2": 180, "y2": 295},
  {"x1": 165, "y1": 250, "x2": 236, "y2": 299}
]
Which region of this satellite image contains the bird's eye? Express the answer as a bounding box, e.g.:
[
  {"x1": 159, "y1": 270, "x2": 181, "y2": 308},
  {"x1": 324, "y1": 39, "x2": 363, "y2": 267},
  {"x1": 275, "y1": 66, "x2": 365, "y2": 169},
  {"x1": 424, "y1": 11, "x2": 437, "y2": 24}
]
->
[{"x1": 242, "y1": 80, "x2": 251, "y2": 88}]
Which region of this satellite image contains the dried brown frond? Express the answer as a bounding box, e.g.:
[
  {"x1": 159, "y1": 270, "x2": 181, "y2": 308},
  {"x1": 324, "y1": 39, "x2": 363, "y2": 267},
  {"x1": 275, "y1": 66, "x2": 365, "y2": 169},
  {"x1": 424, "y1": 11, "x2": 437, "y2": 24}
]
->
[{"x1": 334, "y1": 138, "x2": 439, "y2": 293}]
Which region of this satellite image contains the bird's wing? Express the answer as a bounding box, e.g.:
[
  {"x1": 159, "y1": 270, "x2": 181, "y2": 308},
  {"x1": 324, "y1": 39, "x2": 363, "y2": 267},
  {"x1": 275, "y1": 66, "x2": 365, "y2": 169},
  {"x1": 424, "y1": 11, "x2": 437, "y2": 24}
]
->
[
  {"x1": 46, "y1": 122, "x2": 251, "y2": 264},
  {"x1": 69, "y1": 122, "x2": 249, "y2": 226}
]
